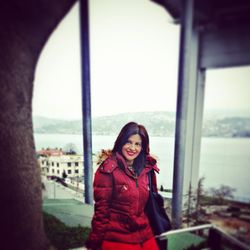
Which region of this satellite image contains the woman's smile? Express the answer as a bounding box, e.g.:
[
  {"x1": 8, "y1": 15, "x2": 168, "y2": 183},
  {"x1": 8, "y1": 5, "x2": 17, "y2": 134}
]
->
[{"x1": 126, "y1": 150, "x2": 136, "y2": 156}]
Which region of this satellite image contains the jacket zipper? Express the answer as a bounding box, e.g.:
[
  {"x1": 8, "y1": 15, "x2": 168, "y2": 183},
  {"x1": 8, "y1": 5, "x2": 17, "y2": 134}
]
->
[
  {"x1": 136, "y1": 174, "x2": 143, "y2": 244},
  {"x1": 136, "y1": 173, "x2": 141, "y2": 217}
]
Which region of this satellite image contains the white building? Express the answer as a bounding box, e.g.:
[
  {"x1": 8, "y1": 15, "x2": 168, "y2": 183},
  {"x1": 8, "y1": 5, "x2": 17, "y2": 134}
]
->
[{"x1": 38, "y1": 149, "x2": 84, "y2": 179}]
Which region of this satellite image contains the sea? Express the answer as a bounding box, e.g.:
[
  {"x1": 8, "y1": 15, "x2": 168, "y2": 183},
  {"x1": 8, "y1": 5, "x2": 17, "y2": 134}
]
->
[{"x1": 34, "y1": 134, "x2": 250, "y2": 203}]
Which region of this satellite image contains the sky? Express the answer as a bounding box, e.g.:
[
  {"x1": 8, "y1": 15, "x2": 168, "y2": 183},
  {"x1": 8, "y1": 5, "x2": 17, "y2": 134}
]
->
[{"x1": 33, "y1": 0, "x2": 250, "y2": 120}]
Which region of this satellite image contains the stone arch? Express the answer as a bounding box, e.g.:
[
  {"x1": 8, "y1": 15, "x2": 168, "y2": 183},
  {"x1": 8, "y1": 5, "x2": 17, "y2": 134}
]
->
[{"x1": 0, "y1": 0, "x2": 76, "y2": 249}]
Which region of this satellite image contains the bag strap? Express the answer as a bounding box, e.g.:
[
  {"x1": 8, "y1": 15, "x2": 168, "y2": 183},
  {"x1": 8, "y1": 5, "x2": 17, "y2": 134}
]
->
[
  {"x1": 148, "y1": 170, "x2": 159, "y2": 193},
  {"x1": 148, "y1": 171, "x2": 153, "y2": 192}
]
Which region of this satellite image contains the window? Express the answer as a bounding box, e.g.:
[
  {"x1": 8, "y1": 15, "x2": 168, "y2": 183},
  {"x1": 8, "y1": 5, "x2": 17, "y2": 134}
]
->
[
  {"x1": 57, "y1": 170, "x2": 60, "y2": 174},
  {"x1": 75, "y1": 169, "x2": 79, "y2": 174},
  {"x1": 52, "y1": 169, "x2": 54, "y2": 174},
  {"x1": 52, "y1": 162, "x2": 54, "y2": 166},
  {"x1": 68, "y1": 170, "x2": 72, "y2": 174},
  {"x1": 57, "y1": 163, "x2": 59, "y2": 167},
  {"x1": 75, "y1": 162, "x2": 79, "y2": 167},
  {"x1": 67, "y1": 162, "x2": 71, "y2": 167}
]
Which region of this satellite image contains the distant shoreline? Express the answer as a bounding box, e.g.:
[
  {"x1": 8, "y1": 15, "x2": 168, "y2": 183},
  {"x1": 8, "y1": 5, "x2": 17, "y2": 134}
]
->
[
  {"x1": 33, "y1": 112, "x2": 250, "y2": 138},
  {"x1": 33, "y1": 132, "x2": 250, "y2": 138}
]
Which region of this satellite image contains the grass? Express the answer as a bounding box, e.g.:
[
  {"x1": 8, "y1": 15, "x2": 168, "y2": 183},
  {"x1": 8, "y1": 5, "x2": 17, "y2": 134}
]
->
[{"x1": 43, "y1": 212, "x2": 90, "y2": 250}]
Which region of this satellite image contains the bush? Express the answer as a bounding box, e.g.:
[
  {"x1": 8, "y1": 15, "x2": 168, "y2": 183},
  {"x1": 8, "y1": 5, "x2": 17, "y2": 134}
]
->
[{"x1": 43, "y1": 212, "x2": 91, "y2": 250}]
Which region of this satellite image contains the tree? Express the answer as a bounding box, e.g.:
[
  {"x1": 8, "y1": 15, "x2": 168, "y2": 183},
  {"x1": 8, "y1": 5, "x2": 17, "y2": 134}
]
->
[
  {"x1": 184, "y1": 183, "x2": 196, "y2": 226},
  {"x1": 184, "y1": 177, "x2": 206, "y2": 226},
  {"x1": 63, "y1": 143, "x2": 78, "y2": 155},
  {"x1": 209, "y1": 185, "x2": 236, "y2": 205},
  {"x1": 195, "y1": 176, "x2": 206, "y2": 222}
]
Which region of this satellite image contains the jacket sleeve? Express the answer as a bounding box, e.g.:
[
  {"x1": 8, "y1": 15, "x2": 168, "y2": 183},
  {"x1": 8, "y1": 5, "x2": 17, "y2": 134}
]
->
[{"x1": 85, "y1": 165, "x2": 113, "y2": 250}]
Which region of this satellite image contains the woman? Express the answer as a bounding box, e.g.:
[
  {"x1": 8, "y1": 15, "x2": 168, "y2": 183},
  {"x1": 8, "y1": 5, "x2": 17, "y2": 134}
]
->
[{"x1": 86, "y1": 122, "x2": 160, "y2": 250}]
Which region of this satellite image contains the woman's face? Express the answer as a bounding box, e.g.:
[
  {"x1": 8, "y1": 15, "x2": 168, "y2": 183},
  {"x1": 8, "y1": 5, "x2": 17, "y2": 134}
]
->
[{"x1": 122, "y1": 134, "x2": 142, "y2": 164}]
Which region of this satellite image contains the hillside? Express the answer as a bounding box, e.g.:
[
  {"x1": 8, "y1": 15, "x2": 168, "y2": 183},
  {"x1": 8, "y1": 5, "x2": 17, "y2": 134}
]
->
[{"x1": 33, "y1": 111, "x2": 250, "y2": 137}]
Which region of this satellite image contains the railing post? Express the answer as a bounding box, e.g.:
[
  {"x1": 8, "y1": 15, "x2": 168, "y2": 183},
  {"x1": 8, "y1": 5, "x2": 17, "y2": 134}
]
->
[
  {"x1": 208, "y1": 228, "x2": 222, "y2": 250},
  {"x1": 157, "y1": 238, "x2": 168, "y2": 250}
]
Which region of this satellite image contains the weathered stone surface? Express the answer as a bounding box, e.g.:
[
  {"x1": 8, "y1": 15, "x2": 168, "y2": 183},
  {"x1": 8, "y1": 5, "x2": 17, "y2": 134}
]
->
[{"x1": 0, "y1": 1, "x2": 76, "y2": 249}]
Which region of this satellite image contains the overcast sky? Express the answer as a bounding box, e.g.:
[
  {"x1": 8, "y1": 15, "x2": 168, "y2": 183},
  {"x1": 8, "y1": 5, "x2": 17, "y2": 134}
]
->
[{"x1": 33, "y1": 0, "x2": 250, "y2": 120}]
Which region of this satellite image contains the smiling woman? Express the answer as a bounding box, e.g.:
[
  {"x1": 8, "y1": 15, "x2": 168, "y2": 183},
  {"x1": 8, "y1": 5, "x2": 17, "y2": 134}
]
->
[{"x1": 85, "y1": 122, "x2": 162, "y2": 250}]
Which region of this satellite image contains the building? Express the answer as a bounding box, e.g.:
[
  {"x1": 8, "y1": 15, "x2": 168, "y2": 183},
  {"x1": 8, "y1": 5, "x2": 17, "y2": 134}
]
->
[{"x1": 37, "y1": 148, "x2": 84, "y2": 179}]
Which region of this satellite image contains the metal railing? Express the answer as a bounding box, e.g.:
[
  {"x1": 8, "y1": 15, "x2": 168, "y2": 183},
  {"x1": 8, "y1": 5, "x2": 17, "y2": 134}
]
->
[{"x1": 157, "y1": 224, "x2": 250, "y2": 250}]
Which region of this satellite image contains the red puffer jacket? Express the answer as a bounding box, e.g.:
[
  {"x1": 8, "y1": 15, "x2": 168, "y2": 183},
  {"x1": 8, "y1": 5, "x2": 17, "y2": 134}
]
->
[{"x1": 85, "y1": 152, "x2": 159, "y2": 250}]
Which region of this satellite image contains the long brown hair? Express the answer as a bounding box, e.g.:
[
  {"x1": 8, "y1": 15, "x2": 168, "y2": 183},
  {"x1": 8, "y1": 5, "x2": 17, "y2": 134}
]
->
[{"x1": 112, "y1": 122, "x2": 150, "y2": 173}]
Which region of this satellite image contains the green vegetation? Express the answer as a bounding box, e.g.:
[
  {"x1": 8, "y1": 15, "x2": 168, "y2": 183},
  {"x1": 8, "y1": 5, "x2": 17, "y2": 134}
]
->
[{"x1": 43, "y1": 212, "x2": 90, "y2": 250}]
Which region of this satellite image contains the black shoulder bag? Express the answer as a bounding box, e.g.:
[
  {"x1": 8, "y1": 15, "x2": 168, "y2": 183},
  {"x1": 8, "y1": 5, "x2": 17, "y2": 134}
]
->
[{"x1": 145, "y1": 171, "x2": 172, "y2": 250}]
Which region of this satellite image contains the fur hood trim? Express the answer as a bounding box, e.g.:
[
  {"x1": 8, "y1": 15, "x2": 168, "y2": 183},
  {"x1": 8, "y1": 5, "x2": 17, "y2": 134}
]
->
[{"x1": 96, "y1": 149, "x2": 113, "y2": 165}]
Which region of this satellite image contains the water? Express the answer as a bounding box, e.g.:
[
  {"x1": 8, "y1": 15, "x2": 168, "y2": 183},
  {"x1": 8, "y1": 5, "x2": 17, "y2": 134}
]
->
[
  {"x1": 199, "y1": 137, "x2": 250, "y2": 203},
  {"x1": 34, "y1": 134, "x2": 250, "y2": 203}
]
